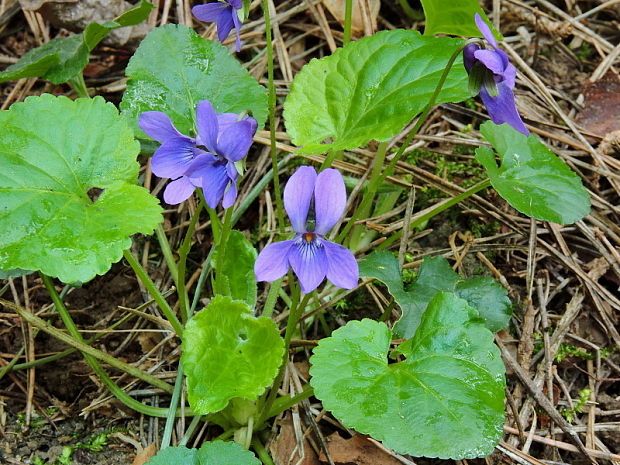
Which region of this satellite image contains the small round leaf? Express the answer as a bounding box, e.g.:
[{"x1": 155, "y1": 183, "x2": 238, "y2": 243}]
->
[{"x1": 181, "y1": 296, "x2": 284, "y2": 414}]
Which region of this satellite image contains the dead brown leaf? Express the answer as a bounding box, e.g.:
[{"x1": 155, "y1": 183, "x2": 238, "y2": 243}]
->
[
  {"x1": 270, "y1": 413, "x2": 321, "y2": 465},
  {"x1": 322, "y1": 0, "x2": 379, "y2": 36},
  {"x1": 577, "y1": 70, "x2": 620, "y2": 139},
  {"x1": 318, "y1": 433, "x2": 403, "y2": 465},
  {"x1": 131, "y1": 443, "x2": 158, "y2": 465}
]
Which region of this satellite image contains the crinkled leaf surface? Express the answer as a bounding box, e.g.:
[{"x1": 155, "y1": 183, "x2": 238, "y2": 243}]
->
[
  {"x1": 420, "y1": 0, "x2": 501, "y2": 39},
  {"x1": 359, "y1": 252, "x2": 511, "y2": 338},
  {"x1": 284, "y1": 30, "x2": 471, "y2": 154},
  {"x1": 121, "y1": 24, "x2": 268, "y2": 137},
  {"x1": 310, "y1": 293, "x2": 506, "y2": 459},
  {"x1": 146, "y1": 441, "x2": 260, "y2": 465},
  {"x1": 181, "y1": 296, "x2": 284, "y2": 414},
  {"x1": 0, "y1": 94, "x2": 162, "y2": 283},
  {"x1": 0, "y1": 1, "x2": 154, "y2": 84},
  {"x1": 213, "y1": 230, "x2": 258, "y2": 309},
  {"x1": 476, "y1": 122, "x2": 590, "y2": 224}
]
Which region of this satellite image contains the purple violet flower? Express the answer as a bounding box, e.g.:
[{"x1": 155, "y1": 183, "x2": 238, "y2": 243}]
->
[
  {"x1": 464, "y1": 14, "x2": 529, "y2": 135},
  {"x1": 193, "y1": 0, "x2": 243, "y2": 52},
  {"x1": 254, "y1": 166, "x2": 359, "y2": 294},
  {"x1": 139, "y1": 100, "x2": 257, "y2": 208}
]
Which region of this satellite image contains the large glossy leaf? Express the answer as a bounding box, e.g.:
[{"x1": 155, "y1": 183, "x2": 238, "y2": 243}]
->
[
  {"x1": 310, "y1": 293, "x2": 506, "y2": 459},
  {"x1": 121, "y1": 24, "x2": 268, "y2": 137},
  {"x1": 146, "y1": 441, "x2": 260, "y2": 465},
  {"x1": 359, "y1": 252, "x2": 511, "y2": 338},
  {"x1": 476, "y1": 122, "x2": 590, "y2": 224},
  {"x1": 213, "y1": 230, "x2": 258, "y2": 309},
  {"x1": 0, "y1": 1, "x2": 153, "y2": 84},
  {"x1": 283, "y1": 30, "x2": 471, "y2": 154},
  {"x1": 181, "y1": 296, "x2": 284, "y2": 414},
  {"x1": 0, "y1": 94, "x2": 162, "y2": 283},
  {"x1": 420, "y1": 0, "x2": 501, "y2": 39}
]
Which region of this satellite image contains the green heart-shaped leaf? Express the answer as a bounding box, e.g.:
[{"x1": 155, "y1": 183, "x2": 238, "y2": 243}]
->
[
  {"x1": 359, "y1": 252, "x2": 511, "y2": 338},
  {"x1": 181, "y1": 296, "x2": 284, "y2": 414},
  {"x1": 476, "y1": 122, "x2": 590, "y2": 224},
  {"x1": 121, "y1": 24, "x2": 268, "y2": 137},
  {"x1": 146, "y1": 441, "x2": 260, "y2": 465},
  {"x1": 284, "y1": 30, "x2": 472, "y2": 154},
  {"x1": 420, "y1": 0, "x2": 501, "y2": 39},
  {"x1": 0, "y1": 1, "x2": 154, "y2": 85},
  {"x1": 213, "y1": 230, "x2": 258, "y2": 309},
  {"x1": 310, "y1": 293, "x2": 506, "y2": 459},
  {"x1": 0, "y1": 94, "x2": 162, "y2": 283}
]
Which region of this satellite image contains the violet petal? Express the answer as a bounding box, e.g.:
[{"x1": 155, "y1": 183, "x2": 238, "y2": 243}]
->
[
  {"x1": 139, "y1": 111, "x2": 187, "y2": 143},
  {"x1": 480, "y1": 83, "x2": 529, "y2": 135},
  {"x1": 314, "y1": 168, "x2": 346, "y2": 236},
  {"x1": 195, "y1": 100, "x2": 220, "y2": 153},
  {"x1": 192, "y1": 3, "x2": 228, "y2": 22},
  {"x1": 222, "y1": 181, "x2": 237, "y2": 208},
  {"x1": 289, "y1": 240, "x2": 327, "y2": 294},
  {"x1": 163, "y1": 176, "x2": 195, "y2": 204},
  {"x1": 473, "y1": 49, "x2": 505, "y2": 76},
  {"x1": 151, "y1": 137, "x2": 196, "y2": 179},
  {"x1": 195, "y1": 162, "x2": 229, "y2": 208},
  {"x1": 474, "y1": 13, "x2": 497, "y2": 49},
  {"x1": 284, "y1": 166, "x2": 317, "y2": 234},
  {"x1": 217, "y1": 119, "x2": 256, "y2": 162},
  {"x1": 254, "y1": 239, "x2": 294, "y2": 282},
  {"x1": 323, "y1": 240, "x2": 359, "y2": 290},
  {"x1": 215, "y1": 8, "x2": 235, "y2": 43},
  {"x1": 463, "y1": 43, "x2": 480, "y2": 73},
  {"x1": 231, "y1": 6, "x2": 242, "y2": 52}
]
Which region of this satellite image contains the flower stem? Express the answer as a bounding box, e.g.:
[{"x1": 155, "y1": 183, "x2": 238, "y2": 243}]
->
[
  {"x1": 177, "y1": 201, "x2": 204, "y2": 322},
  {"x1": 178, "y1": 414, "x2": 204, "y2": 446},
  {"x1": 337, "y1": 141, "x2": 388, "y2": 244},
  {"x1": 123, "y1": 250, "x2": 184, "y2": 336},
  {"x1": 377, "y1": 179, "x2": 492, "y2": 251},
  {"x1": 67, "y1": 73, "x2": 89, "y2": 98},
  {"x1": 320, "y1": 150, "x2": 343, "y2": 171},
  {"x1": 258, "y1": 292, "x2": 311, "y2": 425},
  {"x1": 261, "y1": 277, "x2": 283, "y2": 318},
  {"x1": 155, "y1": 223, "x2": 179, "y2": 284},
  {"x1": 381, "y1": 38, "x2": 482, "y2": 181},
  {"x1": 252, "y1": 438, "x2": 275, "y2": 465},
  {"x1": 343, "y1": 0, "x2": 353, "y2": 45},
  {"x1": 214, "y1": 207, "x2": 234, "y2": 296},
  {"x1": 161, "y1": 363, "x2": 185, "y2": 449},
  {"x1": 262, "y1": 0, "x2": 285, "y2": 233}
]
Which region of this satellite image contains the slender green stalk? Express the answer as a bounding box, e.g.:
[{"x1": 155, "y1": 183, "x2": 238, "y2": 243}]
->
[
  {"x1": 337, "y1": 142, "x2": 388, "y2": 243},
  {"x1": 377, "y1": 179, "x2": 492, "y2": 251},
  {"x1": 261, "y1": 277, "x2": 283, "y2": 318},
  {"x1": 252, "y1": 438, "x2": 275, "y2": 465},
  {"x1": 123, "y1": 250, "x2": 184, "y2": 336},
  {"x1": 12, "y1": 283, "x2": 174, "y2": 394},
  {"x1": 190, "y1": 248, "x2": 213, "y2": 315},
  {"x1": 156, "y1": 224, "x2": 179, "y2": 284},
  {"x1": 381, "y1": 39, "x2": 481, "y2": 181},
  {"x1": 258, "y1": 292, "x2": 311, "y2": 425},
  {"x1": 11, "y1": 285, "x2": 174, "y2": 417},
  {"x1": 161, "y1": 364, "x2": 185, "y2": 449},
  {"x1": 8, "y1": 312, "x2": 133, "y2": 374},
  {"x1": 177, "y1": 201, "x2": 204, "y2": 322},
  {"x1": 261, "y1": 0, "x2": 285, "y2": 231},
  {"x1": 214, "y1": 207, "x2": 234, "y2": 296},
  {"x1": 0, "y1": 347, "x2": 24, "y2": 381},
  {"x1": 265, "y1": 386, "x2": 314, "y2": 419},
  {"x1": 320, "y1": 150, "x2": 343, "y2": 171},
  {"x1": 67, "y1": 73, "x2": 89, "y2": 98},
  {"x1": 178, "y1": 414, "x2": 203, "y2": 446},
  {"x1": 343, "y1": 0, "x2": 353, "y2": 45}
]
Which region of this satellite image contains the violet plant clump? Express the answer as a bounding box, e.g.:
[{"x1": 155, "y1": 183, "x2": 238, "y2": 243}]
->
[
  {"x1": 139, "y1": 99, "x2": 257, "y2": 207},
  {"x1": 464, "y1": 13, "x2": 529, "y2": 134},
  {"x1": 193, "y1": 0, "x2": 243, "y2": 52},
  {"x1": 254, "y1": 166, "x2": 359, "y2": 294},
  {"x1": 0, "y1": 2, "x2": 593, "y2": 464}
]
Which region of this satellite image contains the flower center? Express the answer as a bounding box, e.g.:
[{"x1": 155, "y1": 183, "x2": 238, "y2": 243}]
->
[{"x1": 303, "y1": 232, "x2": 316, "y2": 243}]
